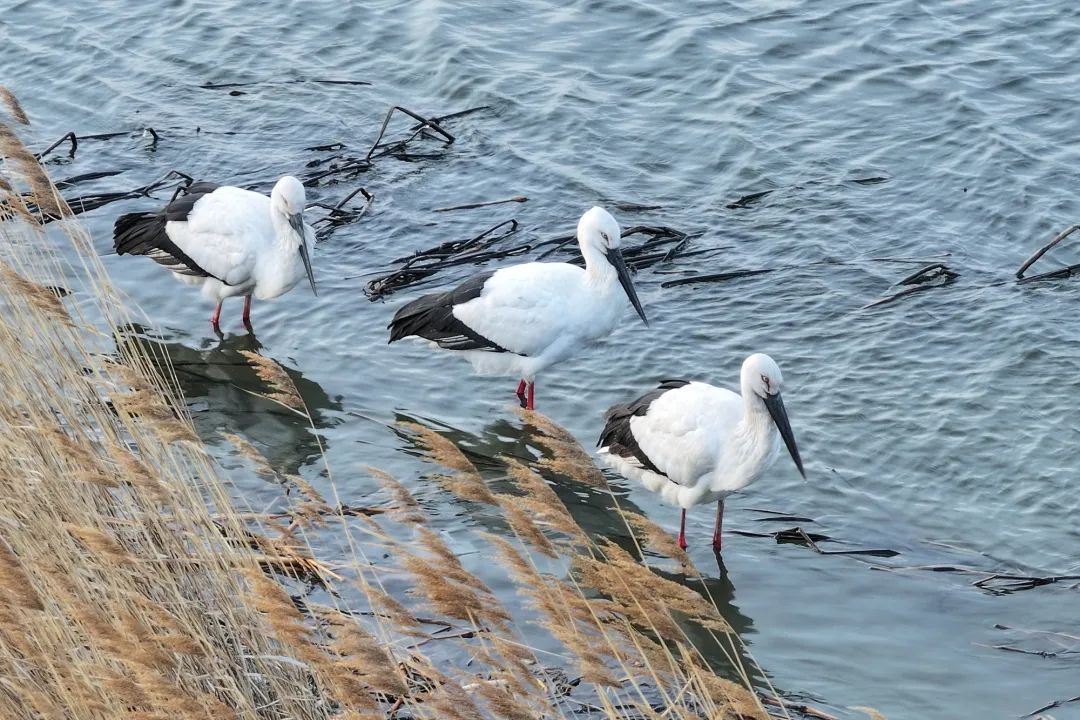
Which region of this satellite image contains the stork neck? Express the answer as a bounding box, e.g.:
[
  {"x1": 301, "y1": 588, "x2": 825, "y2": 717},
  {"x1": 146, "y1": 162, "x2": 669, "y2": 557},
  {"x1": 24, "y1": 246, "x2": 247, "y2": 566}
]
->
[
  {"x1": 270, "y1": 210, "x2": 302, "y2": 254},
  {"x1": 712, "y1": 386, "x2": 777, "y2": 488},
  {"x1": 580, "y1": 241, "x2": 616, "y2": 288},
  {"x1": 738, "y1": 374, "x2": 774, "y2": 430}
]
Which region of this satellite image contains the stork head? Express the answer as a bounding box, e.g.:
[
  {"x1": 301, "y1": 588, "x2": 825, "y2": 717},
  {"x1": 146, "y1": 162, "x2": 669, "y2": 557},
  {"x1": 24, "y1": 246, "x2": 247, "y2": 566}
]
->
[
  {"x1": 741, "y1": 353, "x2": 805, "y2": 479},
  {"x1": 270, "y1": 176, "x2": 317, "y2": 296},
  {"x1": 577, "y1": 206, "x2": 648, "y2": 326}
]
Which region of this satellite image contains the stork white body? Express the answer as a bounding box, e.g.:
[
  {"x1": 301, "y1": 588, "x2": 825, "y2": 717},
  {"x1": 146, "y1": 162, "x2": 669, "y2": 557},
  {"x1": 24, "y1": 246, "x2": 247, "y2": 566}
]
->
[
  {"x1": 168, "y1": 186, "x2": 316, "y2": 302},
  {"x1": 603, "y1": 381, "x2": 779, "y2": 507},
  {"x1": 388, "y1": 207, "x2": 649, "y2": 409},
  {"x1": 450, "y1": 261, "x2": 633, "y2": 379},
  {"x1": 113, "y1": 175, "x2": 317, "y2": 330},
  {"x1": 598, "y1": 354, "x2": 806, "y2": 551}
]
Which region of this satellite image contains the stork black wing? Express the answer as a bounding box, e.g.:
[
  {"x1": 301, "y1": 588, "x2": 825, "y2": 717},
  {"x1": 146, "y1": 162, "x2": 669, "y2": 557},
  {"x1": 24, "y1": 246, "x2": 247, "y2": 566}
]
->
[
  {"x1": 113, "y1": 182, "x2": 223, "y2": 280},
  {"x1": 387, "y1": 270, "x2": 513, "y2": 353},
  {"x1": 597, "y1": 379, "x2": 691, "y2": 477}
]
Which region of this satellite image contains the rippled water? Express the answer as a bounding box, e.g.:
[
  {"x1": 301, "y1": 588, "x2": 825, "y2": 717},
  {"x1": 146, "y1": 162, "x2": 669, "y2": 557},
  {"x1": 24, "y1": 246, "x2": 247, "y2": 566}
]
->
[{"x1": 6, "y1": 0, "x2": 1080, "y2": 716}]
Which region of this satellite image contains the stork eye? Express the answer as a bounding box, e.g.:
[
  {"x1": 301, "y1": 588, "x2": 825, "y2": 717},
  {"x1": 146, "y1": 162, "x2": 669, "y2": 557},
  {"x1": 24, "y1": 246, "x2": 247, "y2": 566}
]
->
[
  {"x1": 600, "y1": 231, "x2": 610, "y2": 243},
  {"x1": 760, "y1": 374, "x2": 770, "y2": 388}
]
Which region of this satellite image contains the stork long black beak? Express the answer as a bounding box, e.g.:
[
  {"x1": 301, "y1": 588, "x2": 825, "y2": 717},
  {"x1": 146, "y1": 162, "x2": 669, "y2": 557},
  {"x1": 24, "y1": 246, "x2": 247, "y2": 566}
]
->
[
  {"x1": 289, "y1": 212, "x2": 317, "y2": 296},
  {"x1": 763, "y1": 392, "x2": 805, "y2": 479},
  {"x1": 605, "y1": 247, "x2": 648, "y2": 327}
]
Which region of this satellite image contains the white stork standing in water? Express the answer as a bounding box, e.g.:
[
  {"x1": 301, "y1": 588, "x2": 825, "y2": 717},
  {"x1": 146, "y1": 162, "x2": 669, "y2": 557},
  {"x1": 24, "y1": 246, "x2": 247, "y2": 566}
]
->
[
  {"x1": 388, "y1": 206, "x2": 649, "y2": 409},
  {"x1": 113, "y1": 175, "x2": 317, "y2": 331},
  {"x1": 598, "y1": 353, "x2": 806, "y2": 552}
]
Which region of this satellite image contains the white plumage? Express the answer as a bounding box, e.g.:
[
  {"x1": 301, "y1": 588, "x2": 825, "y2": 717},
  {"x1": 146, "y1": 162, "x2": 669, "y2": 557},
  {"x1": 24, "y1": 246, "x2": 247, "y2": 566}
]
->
[
  {"x1": 114, "y1": 175, "x2": 317, "y2": 330},
  {"x1": 598, "y1": 354, "x2": 806, "y2": 551},
  {"x1": 389, "y1": 206, "x2": 649, "y2": 409}
]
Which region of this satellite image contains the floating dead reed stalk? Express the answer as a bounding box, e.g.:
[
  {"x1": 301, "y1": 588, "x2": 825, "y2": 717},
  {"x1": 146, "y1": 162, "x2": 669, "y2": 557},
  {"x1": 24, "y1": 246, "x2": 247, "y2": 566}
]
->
[{"x1": 1016, "y1": 223, "x2": 1080, "y2": 283}]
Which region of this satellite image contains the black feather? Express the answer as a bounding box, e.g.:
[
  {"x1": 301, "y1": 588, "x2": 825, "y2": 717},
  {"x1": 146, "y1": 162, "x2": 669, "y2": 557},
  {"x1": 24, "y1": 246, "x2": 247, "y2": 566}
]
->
[
  {"x1": 113, "y1": 182, "x2": 223, "y2": 280},
  {"x1": 597, "y1": 379, "x2": 691, "y2": 477},
  {"x1": 387, "y1": 271, "x2": 514, "y2": 353}
]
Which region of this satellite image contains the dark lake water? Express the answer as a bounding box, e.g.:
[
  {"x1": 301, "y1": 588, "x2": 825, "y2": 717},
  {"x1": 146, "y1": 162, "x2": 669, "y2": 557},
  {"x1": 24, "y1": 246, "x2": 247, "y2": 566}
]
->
[{"x1": 5, "y1": 0, "x2": 1080, "y2": 717}]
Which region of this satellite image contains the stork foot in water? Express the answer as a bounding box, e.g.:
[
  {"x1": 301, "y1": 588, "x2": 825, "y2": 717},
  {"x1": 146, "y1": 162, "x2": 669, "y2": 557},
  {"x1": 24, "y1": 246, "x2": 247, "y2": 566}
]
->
[
  {"x1": 712, "y1": 498, "x2": 725, "y2": 552},
  {"x1": 677, "y1": 509, "x2": 688, "y2": 551},
  {"x1": 210, "y1": 301, "x2": 223, "y2": 331},
  {"x1": 515, "y1": 380, "x2": 537, "y2": 409}
]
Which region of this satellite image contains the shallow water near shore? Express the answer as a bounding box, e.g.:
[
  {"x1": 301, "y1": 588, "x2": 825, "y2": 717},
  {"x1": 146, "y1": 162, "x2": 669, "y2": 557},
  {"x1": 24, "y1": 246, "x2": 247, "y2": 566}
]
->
[{"x1": 5, "y1": 0, "x2": 1080, "y2": 716}]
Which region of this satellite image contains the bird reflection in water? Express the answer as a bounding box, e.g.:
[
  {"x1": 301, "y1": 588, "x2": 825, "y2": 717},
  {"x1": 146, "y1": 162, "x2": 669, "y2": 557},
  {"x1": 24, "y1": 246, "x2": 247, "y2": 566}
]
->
[
  {"x1": 114, "y1": 324, "x2": 342, "y2": 475},
  {"x1": 392, "y1": 410, "x2": 762, "y2": 682}
]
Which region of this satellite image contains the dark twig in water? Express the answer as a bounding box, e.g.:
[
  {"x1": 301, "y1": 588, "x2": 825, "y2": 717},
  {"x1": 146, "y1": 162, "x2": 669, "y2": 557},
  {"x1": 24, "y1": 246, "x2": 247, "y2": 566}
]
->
[
  {"x1": 1021, "y1": 694, "x2": 1080, "y2": 718},
  {"x1": 408, "y1": 106, "x2": 490, "y2": 130},
  {"x1": 731, "y1": 528, "x2": 831, "y2": 544},
  {"x1": 1016, "y1": 224, "x2": 1080, "y2": 279},
  {"x1": 302, "y1": 106, "x2": 469, "y2": 186},
  {"x1": 366, "y1": 106, "x2": 454, "y2": 162},
  {"x1": 311, "y1": 186, "x2": 374, "y2": 240},
  {"x1": 35, "y1": 132, "x2": 78, "y2": 160},
  {"x1": 994, "y1": 624, "x2": 1080, "y2": 643},
  {"x1": 727, "y1": 189, "x2": 774, "y2": 209},
  {"x1": 861, "y1": 262, "x2": 959, "y2": 310},
  {"x1": 24, "y1": 169, "x2": 193, "y2": 223},
  {"x1": 364, "y1": 222, "x2": 693, "y2": 299},
  {"x1": 433, "y1": 196, "x2": 528, "y2": 212},
  {"x1": 973, "y1": 643, "x2": 1078, "y2": 659},
  {"x1": 737, "y1": 526, "x2": 899, "y2": 557},
  {"x1": 199, "y1": 79, "x2": 371, "y2": 90},
  {"x1": 35, "y1": 128, "x2": 161, "y2": 160},
  {"x1": 53, "y1": 170, "x2": 124, "y2": 188},
  {"x1": 661, "y1": 253, "x2": 952, "y2": 289},
  {"x1": 663, "y1": 268, "x2": 775, "y2": 287},
  {"x1": 871, "y1": 564, "x2": 1080, "y2": 594},
  {"x1": 363, "y1": 219, "x2": 522, "y2": 297},
  {"x1": 971, "y1": 572, "x2": 1080, "y2": 594},
  {"x1": 726, "y1": 175, "x2": 891, "y2": 210}
]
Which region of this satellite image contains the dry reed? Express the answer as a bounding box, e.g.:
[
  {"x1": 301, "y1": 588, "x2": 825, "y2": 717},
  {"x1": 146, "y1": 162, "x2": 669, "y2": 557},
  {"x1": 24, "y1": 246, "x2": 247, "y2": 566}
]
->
[{"x1": 0, "y1": 86, "x2": 30, "y2": 124}]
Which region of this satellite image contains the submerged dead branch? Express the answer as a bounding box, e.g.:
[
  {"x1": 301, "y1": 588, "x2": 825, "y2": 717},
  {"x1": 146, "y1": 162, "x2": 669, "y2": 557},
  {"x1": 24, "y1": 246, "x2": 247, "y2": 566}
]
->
[
  {"x1": 365, "y1": 221, "x2": 692, "y2": 300},
  {"x1": 1016, "y1": 223, "x2": 1080, "y2": 282},
  {"x1": 861, "y1": 262, "x2": 959, "y2": 310},
  {"x1": 662, "y1": 253, "x2": 951, "y2": 289},
  {"x1": 434, "y1": 196, "x2": 528, "y2": 212}
]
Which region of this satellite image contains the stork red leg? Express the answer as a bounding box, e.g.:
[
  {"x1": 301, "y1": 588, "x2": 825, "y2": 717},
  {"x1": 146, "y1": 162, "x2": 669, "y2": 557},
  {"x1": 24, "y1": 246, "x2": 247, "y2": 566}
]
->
[
  {"x1": 677, "y1": 508, "x2": 688, "y2": 550},
  {"x1": 242, "y1": 295, "x2": 253, "y2": 326},
  {"x1": 516, "y1": 379, "x2": 527, "y2": 407},
  {"x1": 526, "y1": 381, "x2": 535, "y2": 410},
  {"x1": 712, "y1": 498, "x2": 725, "y2": 552},
  {"x1": 210, "y1": 301, "x2": 223, "y2": 330}
]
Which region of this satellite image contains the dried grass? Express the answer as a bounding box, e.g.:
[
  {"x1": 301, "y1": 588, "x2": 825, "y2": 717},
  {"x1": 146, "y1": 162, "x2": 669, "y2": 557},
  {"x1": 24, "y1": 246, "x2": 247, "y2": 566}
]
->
[
  {"x1": 0, "y1": 121, "x2": 71, "y2": 221},
  {"x1": 519, "y1": 408, "x2": 608, "y2": 487},
  {"x1": 398, "y1": 420, "x2": 496, "y2": 504},
  {"x1": 241, "y1": 349, "x2": 307, "y2": 412},
  {"x1": 0, "y1": 86, "x2": 29, "y2": 124}
]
